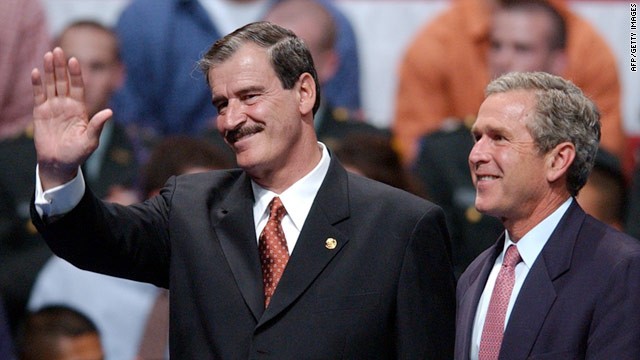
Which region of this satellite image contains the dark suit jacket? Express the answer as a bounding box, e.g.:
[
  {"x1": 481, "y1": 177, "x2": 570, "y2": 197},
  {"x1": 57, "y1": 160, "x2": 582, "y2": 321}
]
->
[
  {"x1": 455, "y1": 201, "x2": 640, "y2": 359},
  {"x1": 32, "y1": 157, "x2": 456, "y2": 359}
]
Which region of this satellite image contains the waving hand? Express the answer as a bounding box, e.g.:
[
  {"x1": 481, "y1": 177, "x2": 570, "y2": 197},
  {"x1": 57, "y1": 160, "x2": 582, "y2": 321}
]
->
[{"x1": 31, "y1": 47, "x2": 112, "y2": 190}]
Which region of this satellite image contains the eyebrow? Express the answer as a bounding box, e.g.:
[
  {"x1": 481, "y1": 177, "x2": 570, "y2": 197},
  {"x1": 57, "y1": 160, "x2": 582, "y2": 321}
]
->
[
  {"x1": 471, "y1": 124, "x2": 510, "y2": 136},
  {"x1": 211, "y1": 86, "x2": 265, "y2": 106}
]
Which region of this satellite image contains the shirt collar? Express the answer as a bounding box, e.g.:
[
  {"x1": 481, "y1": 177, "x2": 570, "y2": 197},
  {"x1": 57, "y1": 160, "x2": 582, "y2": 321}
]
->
[
  {"x1": 504, "y1": 197, "x2": 573, "y2": 268},
  {"x1": 251, "y1": 142, "x2": 331, "y2": 231}
]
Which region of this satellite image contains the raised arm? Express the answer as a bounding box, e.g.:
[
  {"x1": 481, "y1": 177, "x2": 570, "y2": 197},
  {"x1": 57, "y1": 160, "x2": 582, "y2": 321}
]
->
[{"x1": 31, "y1": 47, "x2": 112, "y2": 190}]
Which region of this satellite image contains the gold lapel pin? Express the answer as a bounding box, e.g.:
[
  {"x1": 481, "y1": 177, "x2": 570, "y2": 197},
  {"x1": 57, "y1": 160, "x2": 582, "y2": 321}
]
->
[{"x1": 325, "y1": 238, "x2": 337, "y2": 250}]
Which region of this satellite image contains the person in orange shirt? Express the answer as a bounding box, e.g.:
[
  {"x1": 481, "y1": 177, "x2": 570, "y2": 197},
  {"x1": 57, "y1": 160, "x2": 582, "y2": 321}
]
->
[
  {"x1": 413, "y1": 0, "x2": 624, "y2": 279},
  {"x1": 394, "y1": 0, "x2": 625, "y2": 167}
]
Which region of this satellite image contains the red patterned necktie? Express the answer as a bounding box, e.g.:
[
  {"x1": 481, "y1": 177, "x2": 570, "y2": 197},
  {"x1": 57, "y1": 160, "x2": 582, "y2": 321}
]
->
[
  {"x1": 259, "y1": 196, "x2": 289, "y2": 307},
  {"x1": 478, "y1": 245, "x2": 522, "y2": 360}
]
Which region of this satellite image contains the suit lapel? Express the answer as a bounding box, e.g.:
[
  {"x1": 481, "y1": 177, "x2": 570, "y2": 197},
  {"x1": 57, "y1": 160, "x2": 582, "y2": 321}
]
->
[
  {"x1": 457, "y1": 237, "x2": 504, "y2": 359},
  {"x1": 499, "y1": 201, "x2": 584, "y2": 359},
  {"x1": 257, "y1": 157, "x2": 351, "y2": 327},
  {"x1": 213, "y1": 172, "x2": 265, "y2": 321}
]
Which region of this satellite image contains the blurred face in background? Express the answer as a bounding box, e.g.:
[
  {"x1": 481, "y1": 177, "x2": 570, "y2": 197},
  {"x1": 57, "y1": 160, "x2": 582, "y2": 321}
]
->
[
  {"x1": 489, "y1": 8, "x2": 566, "y2": 78},
  {"x1": 58, "y1": 25, "x2": 124, "y2": 118},
  {"x1": 264, "y1": 0, "x2": 339, "y2": 85}
]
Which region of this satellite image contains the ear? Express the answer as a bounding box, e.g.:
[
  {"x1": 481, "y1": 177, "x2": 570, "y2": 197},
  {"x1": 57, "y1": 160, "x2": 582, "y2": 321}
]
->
[
  {"x1": 548, "y1": 49, "x2": 567, "y2": 76},
  {"x1": 296, "y1": 72, "x2": 316, "y2": 117},
  {"x1": 546, "y1": 141, "x2": 575, "y2": 183}
]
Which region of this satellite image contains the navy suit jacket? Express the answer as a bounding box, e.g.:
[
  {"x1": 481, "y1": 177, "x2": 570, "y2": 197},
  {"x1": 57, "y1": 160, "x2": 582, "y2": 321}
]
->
[
  {"x1": 455, "y1": 201, "x2": 640, "y2": 360},
  {"x1": 32, "y1": 157, "x2": 456, "y2": 359}
]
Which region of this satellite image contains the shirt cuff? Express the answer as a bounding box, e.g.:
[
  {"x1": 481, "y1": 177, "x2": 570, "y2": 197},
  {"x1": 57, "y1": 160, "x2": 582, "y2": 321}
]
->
[{"x1": 34, "y1": 165, "x2": 86, "y2": 218}]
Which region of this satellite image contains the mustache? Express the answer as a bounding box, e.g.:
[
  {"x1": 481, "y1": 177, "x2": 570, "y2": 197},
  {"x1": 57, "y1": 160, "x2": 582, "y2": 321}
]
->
[{"x1": 225, "y1": 124, "x2": 265, "y2": 144}]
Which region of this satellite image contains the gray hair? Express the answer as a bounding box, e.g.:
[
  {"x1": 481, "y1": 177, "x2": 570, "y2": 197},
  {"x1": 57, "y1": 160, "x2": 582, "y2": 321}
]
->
[
  {"x1": 198, "y1": 21, "x2": 321, "y2": 115},
  {"x1": 485, "y1": 71, "x2": 601, "y2": 196}
]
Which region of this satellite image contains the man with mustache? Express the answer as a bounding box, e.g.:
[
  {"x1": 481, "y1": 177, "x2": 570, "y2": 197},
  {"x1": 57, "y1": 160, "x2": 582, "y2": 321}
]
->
[{"x1": 29, "y1": 22, "x2": 455, "y2": 359}]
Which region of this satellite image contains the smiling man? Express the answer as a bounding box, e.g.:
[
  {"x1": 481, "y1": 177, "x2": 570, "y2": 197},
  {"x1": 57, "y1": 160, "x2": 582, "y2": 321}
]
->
[
  {"x1": 28, "y1": 22, "x2": 455, "y2": 359},
  {"x1": 454, "y1": 72, "x2": 640, "y2": 360},
  {"x1": 207, "y1": 41, "x2": 320, "y2": 191}
]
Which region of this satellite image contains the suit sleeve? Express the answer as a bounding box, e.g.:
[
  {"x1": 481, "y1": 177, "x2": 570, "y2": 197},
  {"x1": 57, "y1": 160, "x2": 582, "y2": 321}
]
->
[
  {"x1": 30, "y1": 177, "x2": 175, "y2": 288},
  {"x1": 396, "y1": 205, "x2": 456, "y2": 359},
  {"x1": 586, "y1": 249, "x2": 640, "y2": 359}
]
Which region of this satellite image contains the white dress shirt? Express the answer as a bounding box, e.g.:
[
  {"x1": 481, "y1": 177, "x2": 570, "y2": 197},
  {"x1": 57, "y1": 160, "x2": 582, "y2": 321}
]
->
[
  {"x1": 470, "y1": 198, "x2": 572, "y2": 360},
  {"x1": 252, "y1": 143, "x2": 330, "y2": 254},
  {"x1": 34, "y1": 166, "x2": 87, "y2": 218}
]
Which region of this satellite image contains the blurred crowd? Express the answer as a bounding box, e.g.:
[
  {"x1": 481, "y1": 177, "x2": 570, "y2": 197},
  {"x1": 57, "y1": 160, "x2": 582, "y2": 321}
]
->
[{"x1": 0, "y1": 0, "x2": 638, "y2": 358}]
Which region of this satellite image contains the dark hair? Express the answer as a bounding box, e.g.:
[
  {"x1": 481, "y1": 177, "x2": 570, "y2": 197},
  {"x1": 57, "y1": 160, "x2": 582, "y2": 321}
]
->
[
  {"x1": 199, "y1": 21, "x2": 321, "y2": 115},
  {"x1": 17, "y1": 305, "x2": 100, "y2": 360},
  {"x1": 498, "y1": 0, "x2": 567, "y2": 50},
  {"x1": 142, "y1": 136, "x2": 234, "y2": 197}
]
